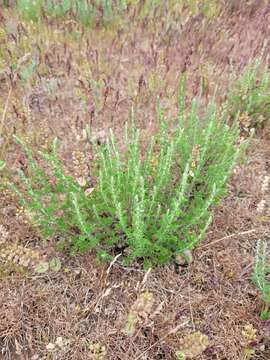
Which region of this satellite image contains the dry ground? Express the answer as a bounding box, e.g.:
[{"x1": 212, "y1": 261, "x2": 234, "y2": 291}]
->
[{"x1": 0, "y1": 1, "x2": 270, "y2": 359}]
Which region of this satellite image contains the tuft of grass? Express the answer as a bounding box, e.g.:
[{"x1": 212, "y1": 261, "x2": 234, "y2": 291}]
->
[
  {"x1": 252, "y1": 239, "x2": 270, "y2": 320},
  {"x1": 10, "y1": 80, "x2": 247, "y2": 267}
]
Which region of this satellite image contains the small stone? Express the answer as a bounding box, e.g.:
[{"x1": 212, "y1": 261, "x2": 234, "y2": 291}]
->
[
  {"x1": 31, "y1": 354, "x2": 39, "y2": 360},
  {"x1": 46, "y1": 343, "x2": 55, "y2": 351},
  {"x1": 55, "y1": 336, "x2": 64, "y2": 348}
]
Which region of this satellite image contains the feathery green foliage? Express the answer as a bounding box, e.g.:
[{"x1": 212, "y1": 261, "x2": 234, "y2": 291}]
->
[
  {"x1": 224, "y1": 58, "x2": 270, "y2": 131},
  {"x1": 11, "y1": 82, "x2": 246, "y2": 267},
  {"x1": 252, "y1": 239, "x2": 270, "y2": 320}
]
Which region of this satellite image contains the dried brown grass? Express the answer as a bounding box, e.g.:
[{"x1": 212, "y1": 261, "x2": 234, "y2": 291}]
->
[{"x1": 0, "y1": 2, "x2": 270, "y2": 359}]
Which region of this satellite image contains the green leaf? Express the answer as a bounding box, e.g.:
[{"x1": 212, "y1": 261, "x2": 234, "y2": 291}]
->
[
  {"x1": 176, "y1": 351, "x2": 186, "y2": 360},
  {"x1": 260, "y1": 309, "x2": 270, "y2": 321},
  {"x1": 49, "y1": 257, "x2": 62, "y2": 272},
  {"x1": 0, "y1": 160, "x2": 6, "y2": 171},
  {"x1": 35, "y1": 261, "x2": 49, "y2": 273}
]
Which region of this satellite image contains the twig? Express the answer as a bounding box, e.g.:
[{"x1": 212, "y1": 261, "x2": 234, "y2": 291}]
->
[
  {"x1": 188, "y1": 284, "x2": 195, "y2": 331},
  {"x1": 106, "y1": 253, "x2": 122, "y2": 275},
  {"x1": 201, "y1": 229, "x2": 256, "y2": 249},
  {"x1": 138, "y1": 267, "x2": 152, "y2": 291}
]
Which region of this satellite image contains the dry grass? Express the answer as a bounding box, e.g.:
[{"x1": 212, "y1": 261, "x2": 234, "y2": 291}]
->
[{"x1": 1, "y1": 1, "x2": 270, "y2": 359}]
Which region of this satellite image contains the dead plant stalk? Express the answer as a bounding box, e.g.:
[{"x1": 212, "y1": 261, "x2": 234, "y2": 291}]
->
[{"x1": 0, "y1": 87, "x2": 12, "y2": 136}]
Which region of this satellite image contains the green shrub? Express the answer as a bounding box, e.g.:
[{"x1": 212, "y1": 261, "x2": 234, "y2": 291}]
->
[
  {"x1": 224, "y1": 58, "x2": 270, "y2": 131},
  {"x1": 252, "y1": 240, "x2": 270, "y2": 320},
  {"x1": 11, "y1": 81, "x2": 247, "y2": 267},
  {"x1": 17, "y1": 0, "x2": 130, "y2": 25},
  {"x1": 15, "y1": 0, "x2": 219, "y2": 26}
]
